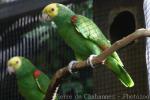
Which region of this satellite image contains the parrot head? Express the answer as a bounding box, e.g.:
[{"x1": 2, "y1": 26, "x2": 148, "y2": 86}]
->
[
  {"x1": 7, "y1": 56, "x2": 35, "y2": 77},
  {"x1": 41, "y1": 3, "x2": 75, "y2": 22},
  {"x1": 7, "y1": 56, "x2": 22, "y2": 74}
]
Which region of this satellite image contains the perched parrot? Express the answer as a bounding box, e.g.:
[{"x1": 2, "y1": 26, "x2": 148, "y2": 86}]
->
[
  {"x1": 7, "y1": 56, "x2": 58, "y2": 100},
  {"x1": 41, "y1": 3, "x2": 134, "y2": 88}
]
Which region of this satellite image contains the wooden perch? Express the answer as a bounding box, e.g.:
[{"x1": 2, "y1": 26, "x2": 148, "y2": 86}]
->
[{"x1": 44, "y1": 28, "x2": 150, "y2": 100}]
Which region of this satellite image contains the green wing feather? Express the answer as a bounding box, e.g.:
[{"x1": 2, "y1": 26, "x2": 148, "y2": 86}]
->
[
  {"x1": 73, "y1": 15, "x2": 123, "y2": 65},
  {"x1": 73, "y1": 15, "x2": 109, "y2": 46},
  {"x1": 34, "y1": 72, "x2": 51, "y2": 94},
  {"x1": 72, "y1": 15, "x2": 134, "y2": 87}
]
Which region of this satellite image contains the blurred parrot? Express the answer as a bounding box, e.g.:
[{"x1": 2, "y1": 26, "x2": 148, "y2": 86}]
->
[
  {"x1": 7, "y1": 56, "x2": 58, "y2": 100},
  {"x1": 41, "y1": 3, "x2": 134, "y2": 88}
]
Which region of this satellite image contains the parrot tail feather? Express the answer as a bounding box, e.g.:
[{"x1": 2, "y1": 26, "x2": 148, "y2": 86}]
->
[{"x1": 118, "y1": 65, "x2": 134, "y2": 88}]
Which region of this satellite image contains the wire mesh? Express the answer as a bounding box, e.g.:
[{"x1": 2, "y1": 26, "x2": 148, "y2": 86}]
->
[
  {"x1": 1, "y1": 0, "x2": 147, "y2": 100},
  {"x1": 93, "y1": 0, "x2": 149, "y2": 100},
  {"x1": 0, "y1": 0, "x2": 17, "y2": 4},
  {"x1": 0, "y1": 0, "x2": 92, "y2": 100}
]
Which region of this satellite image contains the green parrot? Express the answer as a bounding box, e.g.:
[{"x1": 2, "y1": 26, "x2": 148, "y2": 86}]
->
[
  {"x1": 7, "y1": 56, "x2": 58, "y2": 100},
  {"x1": 41, "y1": 3, "x2": 134, "y2": 88}
]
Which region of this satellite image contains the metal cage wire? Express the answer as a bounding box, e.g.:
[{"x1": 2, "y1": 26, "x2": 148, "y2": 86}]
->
[{"x1": 0, "y1": 0, "x2": 92, "y2": 100}]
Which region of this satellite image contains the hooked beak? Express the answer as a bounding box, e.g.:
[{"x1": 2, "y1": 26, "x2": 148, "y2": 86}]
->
[
  {"x1": 7, "y1": 66, "x2": 15, "y2": 75},
  {"x1": 40, "y1": 13, "x2": 52, "y2": 22}
]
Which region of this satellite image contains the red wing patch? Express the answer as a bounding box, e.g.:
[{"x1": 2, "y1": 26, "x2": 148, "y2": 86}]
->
[
  {"x1": 33, "y1": 69, "x2": 41, "y2": 78},
  {"x1": 71, "y1": 15, "x2": 77, "y2": 23}
]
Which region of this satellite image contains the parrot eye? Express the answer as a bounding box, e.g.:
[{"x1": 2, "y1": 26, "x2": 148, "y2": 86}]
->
[
  {"x1": 16, "y1": 61, "x2": 19, "y2": 64},
  {"x1": 51, "y1": 8, "x2": 55, "y2": 12}
]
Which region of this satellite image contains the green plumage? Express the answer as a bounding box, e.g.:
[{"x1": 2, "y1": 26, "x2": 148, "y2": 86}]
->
[
  {"x1": 15, "y1": 57, "x2": 51, "y2": 100},
  {"x1": 73, "y1": 15, "x2": 134, "y2": 87},
  {"x1": 75, "y1": 15, "x2": 108, "y2": 46},
  {"x1": 42, "y1": 4, "x2": 134, "y2": 98},
  {"x1": 45, "y1": 3, "x2": 134, "y2": 88}
]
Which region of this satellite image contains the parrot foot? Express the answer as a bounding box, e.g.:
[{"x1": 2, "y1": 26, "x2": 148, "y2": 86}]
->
[
  {"x1": 101, "y1": 60, "x2": 106, "y2": 65},
  {"x1": 87, "y1": 54, "x2": 106, "y2": 68},
  {"x1": 87, "y1": 54, "x2": 97, "y2": 68},
  {"x1": 67, "y1": 60, "x2": 78, "y2": 74}
]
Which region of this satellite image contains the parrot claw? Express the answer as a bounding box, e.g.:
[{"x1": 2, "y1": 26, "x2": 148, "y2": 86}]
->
[
  {"x1": 101, "y1": 60, "x2": 106, "y2": 65},
  {"x1": 87, "y1": 54, "x2": 97, "y2": 68},
  {"x1": 67, "y1": 60, "x2": 78, "y2": 74}
]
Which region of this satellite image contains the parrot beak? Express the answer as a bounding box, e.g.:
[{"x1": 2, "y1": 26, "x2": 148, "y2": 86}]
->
[
  {"x1": 40, "y1": 13, "x2": 52, "y2": 22},
  {"x1": 7, "y1": 66, "x2": 15, "y2": 75}
]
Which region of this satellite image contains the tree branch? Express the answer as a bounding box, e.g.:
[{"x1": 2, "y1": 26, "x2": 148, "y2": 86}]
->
[{"x1": 44, "y1": 28, "x2": 150, "y2": 100}]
